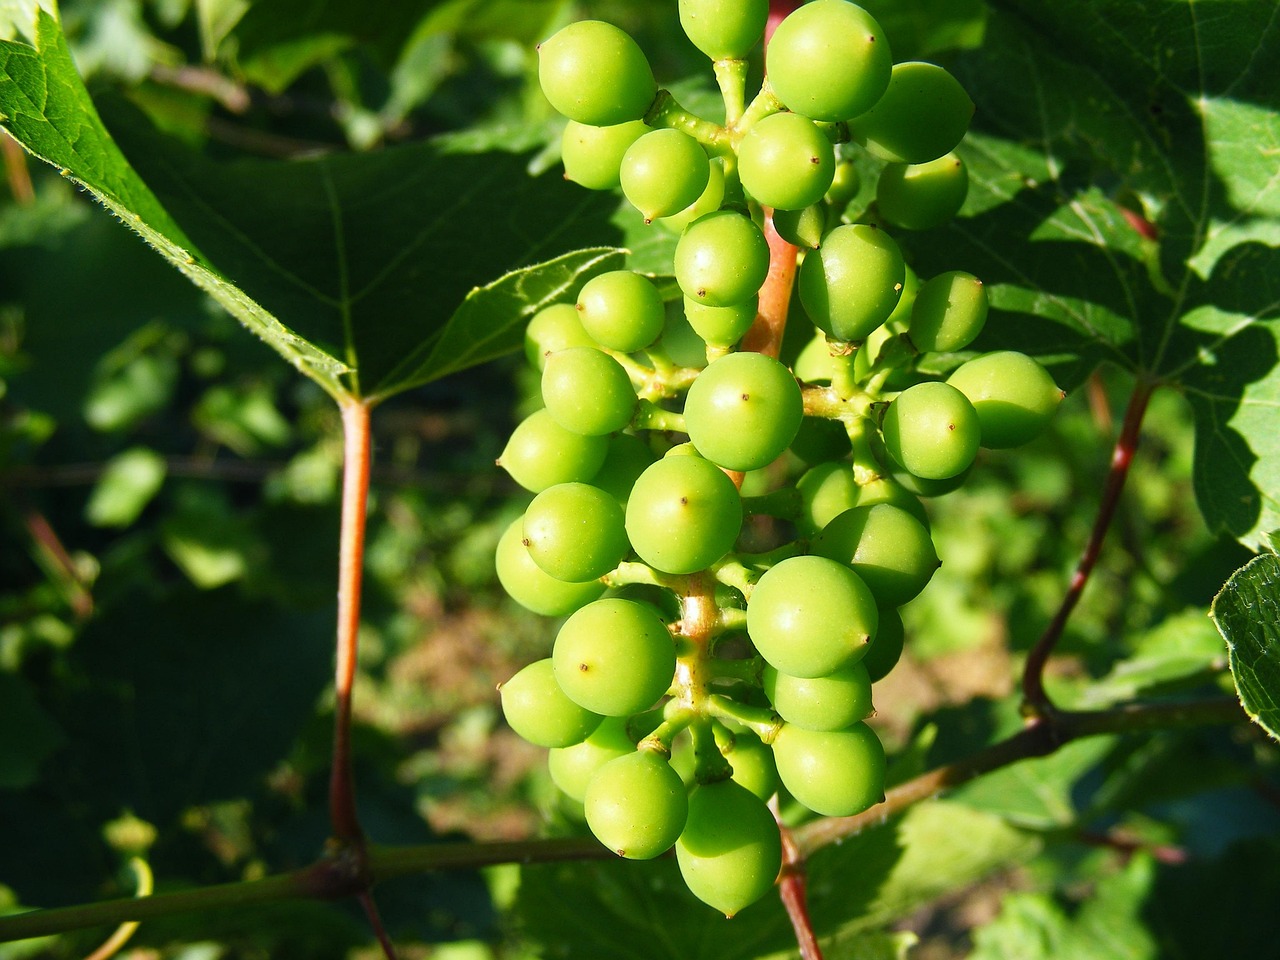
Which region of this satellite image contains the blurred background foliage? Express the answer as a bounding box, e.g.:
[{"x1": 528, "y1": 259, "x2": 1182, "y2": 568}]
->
[{"x1": 0, "y1": 1, "x2": 1276, "y2": 958}]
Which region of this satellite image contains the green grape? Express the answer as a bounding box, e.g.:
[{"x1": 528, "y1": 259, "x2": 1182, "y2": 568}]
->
[
  {"x1": 766, "y1": 0, "x2": 892, "y2": 122},
  {"x1": 625, "y1": 454, "x2": 743, "y2": 574},
  {"x1": 799, "y1": 223, "x2": 904, "y2": 342},
  {"x1": 789, "y1": 415, "x2": 852, "y2": 466},
  {"x1": 738, "y1": 112, "x2": 835, "y2": 211},
  {"x1": 881, "y1": 380, "x2": 980, "y2": 480},
  {"x1": 584, "y1": 749, "x2": 688, "y2": 859},
  {"x1": 812, "y1": 503, "x2": 939, "y2": 606},
  {"x1": 675, "y1": 779, "x2": 782, "y2": 917},
  {"x1": 683, "y1": 295, "x2": 757, "y2": 348},
  {"x1": 678, "y1": 0, "x2": 768, "y2": 60},
  {"x1": 552, "y1": 598, "x2": 676, "y2": 717},
  {"x1": 658, "y1": 305, "x2": 711, "y2": 369},
  {"x1": 592, "y1": 432, "x2": 657, "y2": 506},
  {"x1": 771, "y1": 203, "x2": 826, "y2": 250},
  {"x1": 541, "y1": 346, "x2": 637, "y2": 436},
  {"x1": 620, "y1": 129, "x2": 711, "y2": 222},
  {"x1": 538, "y1": 21, "x2": 657, "y2": 126},
  {"x1": 795, "y1": 461, "x2": 858, "y2": 535},
  {"x1": 523, "y1": 482, "x2": 628, "y2": 582},
  {"x1": 762, "y1": 660, "x2": 873, "y2": 731},
  {"x1": 675, "y1": 210, "x2": 770, "y2": 307},
  {"x1": 576, "y1": 270, "x2": 666, "y2": 352},
  {"x1": 716, "y1": 725, "x2": 780, "y2": 801},
  {"x1": 793, "y1": 332, "x2": 840, "y2": 384},
  {"x1": 883, "y1": 262, "x2": 921, "y2": 331},
  {"x1": 826, "y1": 159, "x2": 862, "y2": 208},
  {"x1": 500, "y1": 658, "x2": 603, "y2": 748},
  {"x1": 525, "y1": 302, "x2": 597, "y2": 369},
  {"x1": 658, "y1": 157, "x2": 726, "y2": 234},
  {"x1": 498, "y1": 408, "x2": 608, "y2": 492},
  {"x1": 495, "y1": 518, "x2": 605, "y2": 616},
  {"x1": 747, "y1": 555, "x2": 878, "y2": 677},
  {"x1": 876, "y1": 152, "x2": 968, "y2": 231},
  {"x1": 683, "y1": 352, "x2": 804, "y2": 471},
  {"x1": 861, "y1": 605, "x2": 903, "y2": 683},
  {"x1": 561, "y1": 119, "x2": 649, "y2": 190},
  {"x1": 849, "y1": 61, "x2": 974, "y2": 164},
  {"x1": 771, "y1": 721, "x2": 885, "y2": 816},
  {"x1": 849, "y1": 475, "x2": 929, "y2": 529},
  {"x1": 548, "y1": 717, "x2": 635, "y2": 802},
  {"x1": 946, "y1": 351, "x2": 1064, "y2": 449},
  {"x1": 908, "y1": 270, "x2": 988, "y2": 354}
]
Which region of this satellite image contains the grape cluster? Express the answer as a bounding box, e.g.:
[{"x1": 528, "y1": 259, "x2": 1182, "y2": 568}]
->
[{"x1": 498, "y1": 0, "x2": 1064, "y2": 918}]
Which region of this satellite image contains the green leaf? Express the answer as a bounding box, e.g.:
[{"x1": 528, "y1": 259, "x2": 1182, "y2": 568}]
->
[
  {"x1": 1211, "y1": 551, "x2": 1280, "y2": 740},
  {"x1": 84, "y1": 445, "x2": 167, "y2": 527},
  {"x1": 0, "y1": 672, "x2": 63, "y2": 789}
]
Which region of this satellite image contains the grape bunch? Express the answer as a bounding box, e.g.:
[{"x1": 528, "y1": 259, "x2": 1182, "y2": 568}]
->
[{"x1": 497, "y1": 0, "x2": 1064, "y2": 918}]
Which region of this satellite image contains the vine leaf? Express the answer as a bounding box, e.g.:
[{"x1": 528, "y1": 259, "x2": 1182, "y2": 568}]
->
[
  {"x1": 0, "y1": 9, "x2": 624, "y2": 403},
  {"x1": 1212, "y1": 552, "x2": 1280, "y2": 741},
  {"x1": 910, "y1": 0, "x2": 1280, "y2": 549}
]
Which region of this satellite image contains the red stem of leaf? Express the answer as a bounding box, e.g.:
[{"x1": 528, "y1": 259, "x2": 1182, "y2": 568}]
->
[
  {"x1": 1021, "y1": 378, "x2": 1156, "y2": 714},
  {"x1": 776, "y1": 817, "x2": 824, "y2": 960},
  {"x1": 358, "y1": 891, "x2": 400, "y2": 960}
]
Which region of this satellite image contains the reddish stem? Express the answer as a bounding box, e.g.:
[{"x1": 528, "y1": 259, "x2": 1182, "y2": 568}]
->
[
  {"x1": 1021, "y1": 378, "x2": 1156, "y2": 714},
  {"x1": 776, "y1": 817, "x2": 824, "y2": 960},
  {"x1": 740, "y1": 211, "x2": 798, "y2": 359}
]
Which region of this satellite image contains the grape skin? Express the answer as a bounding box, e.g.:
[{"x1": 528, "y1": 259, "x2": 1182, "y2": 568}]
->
[
  {"x1": 675, "y1": 779, "x2": 782, "y2": 917},
  {"x1": 584, "y1": 749, "x2": 688, "y2": 859},
  {"x1": 683, "y1": 351, "x2": 804, "y2": 471},
  {"x1": 500, "y1": 659, "x2": 603, "y2": 748},
  {"x1": 552, "y1": 598, "x2": 676, "y2": 717},
  {"x1": 538, "y1": 21, "x2": 657, "y2": 126}
]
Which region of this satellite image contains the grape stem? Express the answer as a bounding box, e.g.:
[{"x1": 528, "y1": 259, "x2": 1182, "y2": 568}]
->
[
  {"x1": 774, "y1": 808, "x2": 825, "y2": 960},
  {"x1": 643, "y1": 90, "x2": 731, "y2": 152}
]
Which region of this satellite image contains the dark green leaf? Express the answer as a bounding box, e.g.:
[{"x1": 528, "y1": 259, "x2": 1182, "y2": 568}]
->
[{"x1": 1212, "y1": 552, "x2": 1280, "y2": 740}]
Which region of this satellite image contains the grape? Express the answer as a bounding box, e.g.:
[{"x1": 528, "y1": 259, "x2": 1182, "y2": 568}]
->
[
  {"x1": 591, "y1": 432, "x2": 657, "y2": 506},
  {"x1": 500, "y1": 659, "x2": 602, "y2": 747},
  {"x1": 576, "y1": 270, "x2": 666, "y2": 352},
  {"x1": 498, "y1": 408, "x2": 608, "y2": 492},
  {"x1": 789, "y1": 415, "x2": 852, "y2": 466},
  {"x1": 523, "y1": 482, "x2": 629, "y2": 582},
  {"x1": 880, "y1": 380, "x2": 980, "y2": 480},
  {"x1": 548, "y1": 717, "x2": 636, "y2": 802},
  {"x1": 795, "y1": 461, "x2": 858, "y2": 535},
  {"x1": 538, "y1": 21, "x2": 657, "y2": 126},
  {"x1": 683, "y1": 295, "x2": 757, "y2": 348},
  {"x1": 890, "y1": 461, "x2": 972, "y2": 498},
  {"x1": 683, "y1": 352, "x2": 804, "y2": 471},
  {"x1": 738, "y1": 112, "x2": 836, "y2": 211},
  {"x1": 771, "y1": 721, "x2": 885, "y2": 816},
  {"x1": 678, "y1": 0, "x2": 768, "y2": 60},
  {"x1": 675, "y1": 210, "x2": 770, "y2": 307},
  {"x1": 625, "y1": 454, "x2": 743, "y2": 574},
  {"x1": 717, "y1": 726, "x2": 780, "y2": 801},
  {"x1": 861, "y1": 605, "x2": 904, "y2": 682},
  {"x1": 763, "y1": 660, "x2": 873, "y2": 731},
  {"x1": 771, "y1": 203, "x2": 826, "y2": 250},
  {"x1": 792, "y1": 332, "x2": 841, "y2": 384},
  {"x1": 747, "y1": 555, "x2": 878, "y2": 677},
  {"x1": 799, "y1": 223, "x2": 904, "y2": 342},
  {"x1": 495, "y1": 518, "x2": 605, "y2": 616},
  {"x1": 876, "y1": 152, "x2": 968, "y2": 231},
  {"x1": 849, "y1": 61, "x2": 974, "y2": 164},
  {"x1": 812, "y1": 503, "x2": 940, "y2": 606},
  {"x1": 525, "y1": 302, "x2": 597, "y2": 369},
  {"x1": 850, "y1": 475, "x2": 930, "y2": 529},
  {"x1": 561, "y1": 119, "x2": 649, "y2": 190},
  {"x1": 584, "y1": 749, "x2": 688, "y2": 859},
  {"x1": 908, "y1": 270, "x2": 988, "y2": 354},
  {"x1": 620, "y1": 129, "x2": 711, "y2": 222},
  {"x1": 675, "y1": 779, "x2": 782, "y2": 917},
  {"x1": 541, "y1": 346, "x2": 637, "y2": 436},
  {"x1": 658, "y1": 306, "x2": 711, "y2": 370},
  {"x1": 552, "y1": 598, "x2": 676, "y2": 716},
  {"x1": 766, "y1": 0, "x2": 892, "y2": 122},
  {"x1": 946, "y1": 351, "x2": 1064, "y2": 449}
]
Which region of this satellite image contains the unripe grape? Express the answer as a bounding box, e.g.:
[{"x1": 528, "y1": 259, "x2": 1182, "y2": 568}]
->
[
  {"x1": 621, "y1": 129, "x2": 711, "y2": 222},
  {"x1": 861, "y1": 605, "x2": 904, "y2": 682},
  {"x1": 495, "y1": 518, "x2": 605, "y2": 616},
  {"x1": 658, "y1": 306, "x2": 711, "y2": 370},
  {"x1": 738, "y1": 112, "x2": 835, "y2": 211},
  {"x1": 500, "y1": 659, "x2": 602, "y2": 748},
  {"x1": 849, "y1": 61, "x2": 974, "y2": 164},
  {"x1": 525, "y1": 302, "x2": 596, "y2": 369},
  {"x1": 591, "y1": 432, "x2": 657, "y2": 506},
  {"x1": 881, "y1": 380, "x2": 980, "y2": 480},
  {"x1": 799, "y1": 223, "x2": 904, "y2": 342},
  {"x1": 676, "y1": 779, "x2": 782, "y2": 917},
  {"x1": 789, "y1": 415, "x2": 852, "y2": 466},
  {"x1": 541, "y1": 346, "x2": 636, "y2": 436},
  {"x1": 766, "y1": 0, "x2": 892, "y2": 122},
  {"x1": 908, "y1": 271, "x2": 988, "y2": 354},
  {"x1": 657, "y1": 158, "x2": 726, "y2": 236},
  {"x1": 849, "y1": 475, "x2": 930, "y2": 529},
  {"x1": 548, "y1": 717, "x2": 635, "y2": 802},
  {"x1": 717, "y1": 727, "x2": 780, "y2": 801},
  {"x1": 498, "y1": 408, "x2": 608, "y2": 492},
  {"x1": 747, "y1": 555, "x2": 878, "y2": 677},
  {"x1": 523, "y1": 482, "x2": 628, "y2": 582},
  {"x1": 552, "y1": 598, "x2": 675, "y2": 717},
  {"x1": 675, "y1": 211, "x2": 770, "y2": 307},
  {"x1": 683, "y1": 352, "x2": 804, "y2": 471},
  {"x1": 625, "y1": 455, "x2": 742, "y2": 574},
  {"x1": 796, "y1": 461, "x2": 858, "y2": 535},
  {"x1": 771, "y1": 721, "x2": 885, "y2": 816},
  {"x1": 876, "y1": 152, "x2": 968, "y2": 231},
  {"x1": 576, "y1": 270, "x2": 666, "y2": 352},
  {"x1": 683, "y1": 296, "x2": 757, "y2": 347},
  {"x1": 561, "y1": 119, "x2": 649, "y2": 190},
  {"x1": 763, "y1": 660, "x2": 873, "y2": 731},
  {"x1": 538, "y1": 21, "x2": 657, "y2": 126},
  {"x1": 771, "y1": 203, "x2": 826, "y2": 250},
  {"x1": 812, "y1": 503, "x2": 940, "y2": 606},
  {"x1": 678, "y1": 0, "x2": 768, "y2": 60},
  {"x1": 585, "y1": 749, "x2": 688, "y2": 859},
  {"x1": 946, "y1": 351, "x2": 1064, "y2": 449}
]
